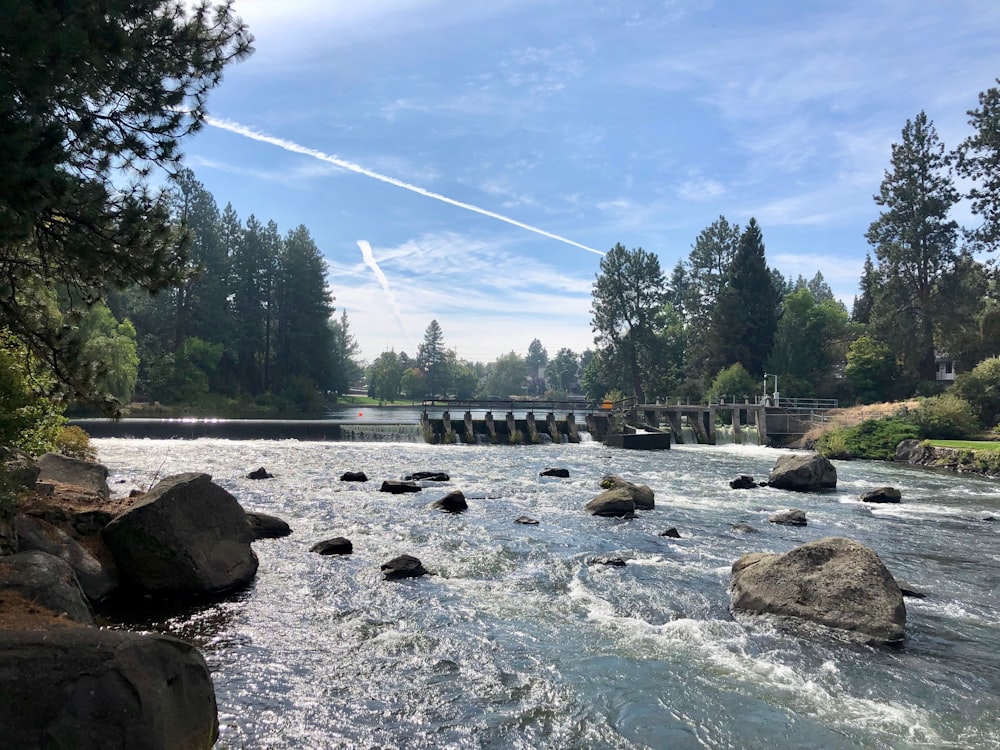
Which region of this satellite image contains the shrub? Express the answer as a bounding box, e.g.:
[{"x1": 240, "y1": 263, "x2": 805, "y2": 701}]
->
[
  {"x1": 815, "y1": 418, "x2": 919, "y2": 460},
  {"x1": 954, "y1": 356, "x2": 1000, "y2": 425},
  {"x1": 908, "y1": 394, "x2": 980, "y2": 439},
  {"x1": 55, "y1": 425, "x2": 97, "y2": 461}
]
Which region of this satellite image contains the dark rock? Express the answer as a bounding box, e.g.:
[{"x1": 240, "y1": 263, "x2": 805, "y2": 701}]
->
[
  {"x1": 339, "y1": 471, "x2": 368, "y2": 482},
  {"x1": 429, "y1": 490, "x2": 468, "y2": 513},
  {"x1": 380, "y1": 480, "x2": 422, "y2": 494},
  {"x1": 0, "y1": 627, "x2": 218, "y2": 750},
  {"x1": 1, "y1": 446, "x2": 40, "y2": 489},
  {"x1": 598, "y1": 475, "x2": 654, "y2": 510},
  {"x1": 584, "y1": 487, "x2": 636, "y2": 517},
  {"x1": 103, "y1": 472, "x2": 258, "y2": 596},
  {"x1": 245, "y1": 512, "x2": 292, "y2": 539},
  {"x1": 514, "y1": 516, "x2": 539, "y2": 525},
  {"x1": 659, "y1": 527, "x2": 681, "y2": 538},
  {"x1": 381, "y1": 554, "x2": 427, "y2": 580},
  {"x1": 540, "y1": 467, "x2": 570, "y2": 478},
  {"x1": 36, "y1": 453, "x2": 109, "y2": 499},
  {"x1": 405, "y1": 471, "x2": 450, "y2": 482},
  {"x1": 310, "y1": 537, "x2": 353, "y2": 555},
  {"x1": 14, "y1": 516, "x2": 118, "y2": 603},
  {"x1": 128, "y1": 488, "x2": 144, "y2": 498},
  {"x1": 860, "y1": 486, "x2": 902, "y2": 504},
  {"x1": 729, "y1": 475, "x2": 757, "y2": 490},
  {"x1": 0, "y1": 550, "x2": 93, "y2": 624},
  {"x1": 731, "y1": 523, "x2": 758, "y2": 534},
  {"x1": 591, "y1": 555, "x2": 627, "y2": 567},
  {"x1": 729, "y1": 536, "x2": 906, "y2": 643},
  {"x1": 767, "y1": 453, "x2": 837, "y2": 492},
  {"x1": 898, "y1": 583, "x2": 927, "y2": 599},
  {"x1": 246, "y1": 467, "x2": 274, "y2": 480},
  {"x1": 768, "y1": 508, "x2": 807, "y2": 526},
  {"x1": 895, "y1": 438, "x2": 929, "y2": 464}
]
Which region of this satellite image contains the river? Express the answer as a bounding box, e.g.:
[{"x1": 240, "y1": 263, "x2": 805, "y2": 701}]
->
[{"x1": 92, "y1": 437, "x2": 1000, "y2": 749}]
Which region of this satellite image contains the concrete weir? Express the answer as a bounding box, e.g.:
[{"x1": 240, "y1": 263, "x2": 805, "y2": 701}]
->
[{"x1": 420, "y1": 409, "x2": 609, "y2": 445}]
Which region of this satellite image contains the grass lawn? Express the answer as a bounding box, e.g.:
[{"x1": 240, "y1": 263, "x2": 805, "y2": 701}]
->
[{"x1": 928, "y1": 439, "x2": 1000, "y2": 452}]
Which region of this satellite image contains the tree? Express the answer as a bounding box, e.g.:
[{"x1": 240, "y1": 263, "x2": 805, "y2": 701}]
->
[
  {"x1": 74, "y1": 304, "x2": 140, "y2": 404},
  {"x1": 547, "y1": 348, "x2": 579, "y2": 395},
  {"x1": 0, "y1": 1, "x2": 252, "y2": 406},
  {"x1": 417, "y1": 320, "x2": 448, "y2": 397},
  {"x1": 231, "y1": 214, "x2": 278, "y2": 394},
  {"x1": 844, "y1": 335, "x2": 900, "y2": 404},
  {"x1": 865, "y1": 112, "x2": 960, "y2": 382},
  {"x1": 766, "y1": 288, "x2": 849, "y2": 398},
  {"x1": 368, "y1": 350, "x2": 405, "y2": 404},
  {"x1": 329, "y1": 310, "x2": 361, "y2": 396},
  {"x1": 706, "y1": 218, "x2": 780, "y2": 378},
  {"x1": 954, "y1": 80, "x2": 1000, "y2": 254},
  {"x1": 706, "y1": 363, "x2": 758, "y2": 404},
  {"x1": 591, "y1": 243, "x2": 669, "y2": 403},
  {"x1": 525, "y1": 339, "x2": 547, "y2": 395},
  {"x1": 484, "y1": 352, "x2": 527, "y2": 398}
]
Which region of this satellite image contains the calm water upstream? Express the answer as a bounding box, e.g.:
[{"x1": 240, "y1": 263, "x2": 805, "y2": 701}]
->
[{"x1": 92, "y1": 438, "x2": 1000, "y2": 750}]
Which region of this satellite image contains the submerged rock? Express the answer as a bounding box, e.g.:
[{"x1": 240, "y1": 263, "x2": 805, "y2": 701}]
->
[
  {"x1": 731, "y1": 523, "x2": 759, "y2": 534},
  {"x1": 768, "y1": 453, "x2": 837, "y2": 492},
  {"x1": 768, "y1": 509, "x2": 807, "y2": 526},
  {"x1": 729, "y1": 536, "x2": 906, "y2": 644},
  {"x1": 404, "y1": 471, "x2": 450, "y2": 482},
  {"x1": 514, "y1": 516, "x2": 539, "y2": 525},
  {"x1": 429, "y1": 490, "x2": 468, "y2": 513},
  {"x1": 860, "y1": 486, "x2": 902, "y2": 504},
  {"x1": 659, "y1": 527, "x2": 681, "y2": 539},
  {"x1": 590, "y1": 555, "x2": 627, "y2": 567},
  {"x1": 311, "y1": 537, "x2": 353, "y2": 555},
  {"x1": 380, "y1": 480, "x2": 422, "y2": 494}
]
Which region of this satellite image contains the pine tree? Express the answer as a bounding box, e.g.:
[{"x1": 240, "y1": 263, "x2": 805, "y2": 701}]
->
[
  {"x1": 417, "y1": 320, "x2": 448, "y2": 398},
  {"x1": 954, "y1": 80, "x2": 1000, "y2": 254}
]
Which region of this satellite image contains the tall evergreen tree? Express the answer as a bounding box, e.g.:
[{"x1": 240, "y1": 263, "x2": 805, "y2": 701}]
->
[
  {"x1": 417, "y1": 320, "x2": 448, "y2": 398},
  {"x1": 329, "y1": 310, "x2": 361, "y2": 395},
  {"x1": 865, "y1": 111, "x2": 960, "y2": 382},
  {"x1": 706, "y1": 218, "x2": 780, "y2": 379},
  {"x1": 591, "y1": 243, "x2": 668, "y2": 403},
  {"x1": 525, "y1": 338, "x2": 547, "y2": 395},
  {"x1": 954, "y1": 80, "x2": 1000, "y2": 253}
]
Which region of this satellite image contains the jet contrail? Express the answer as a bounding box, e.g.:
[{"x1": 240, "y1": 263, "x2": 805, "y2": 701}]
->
[
  {"x1": 357, "y1": 240, "x2": 408, "y2": 337},
  {"x1": 203, "y1": 115, "x2": 605, "y2": 257}
]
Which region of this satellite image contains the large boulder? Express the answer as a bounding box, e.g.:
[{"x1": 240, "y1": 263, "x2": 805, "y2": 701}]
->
[
  {"x1": 584, "y1": 487, "x2": 635, "y2": 517},
  {"x1": 36, "y1": 453, "x2": 110, "y2": 499},
  {"x1": 599, "y1": 475, "x2": 654, "y2": 510},
  {"x1": 429, "y1": 490, "x2": 468, "y2": 513},
  {"x1": 0, "y1": 627, "x2": 218, "y2": 750},
  {"x1": 895, "y1": 438, "x2": 929, "y2": 464},
  {"x1": 103, "y1": 473, "x2": 258, "y2": 596},
  {"x1": 14, "y1": 515, "x2": 118, "y2": 603},
  {"x1": 860, "y1": 486, "x2": 902, "y2": 504},
  {"x1": 729, "y1": 536, "x2": 906, "y2": 643},
  {"x1": 0, "y1": 550, "x2": 93, "y2": 624},
  {"x1": 381, "y1": 554, "x2": 427, "y2": 580},
  {"x1": 767, "y1": 453, "x2": 837, "y2": 492},
  {"x1": 1, "y1": 446, "x2": 40, "y2": 489}
]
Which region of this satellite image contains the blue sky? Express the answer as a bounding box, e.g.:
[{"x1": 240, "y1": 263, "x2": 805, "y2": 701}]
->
[{"x1": 183, "y1": 0, "x2": 1000, "y2": 365}]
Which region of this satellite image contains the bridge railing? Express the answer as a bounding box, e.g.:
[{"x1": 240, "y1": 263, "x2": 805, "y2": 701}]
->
[{"x1": 420, "y1": 398, "x2": 606, "y2": 413}]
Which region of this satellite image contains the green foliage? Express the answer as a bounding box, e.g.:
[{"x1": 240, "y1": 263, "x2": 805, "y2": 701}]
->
[
  {"x1": 0, "y1": 333, "x2": 65, "y2": 455},
  {"x1": 766, "y1": 288, "x2": 849, "y2": 398},
  {"x1": 55, "y1": 425, "x2": 97, "y2": 462},
  {"x1": 815, "y1": 419, "x2": 919, "y2": 460},
  {"x1": 844, "y1": 335, "x2": 900, "y2": 403},
  {"x1": 417, "y1": 320, "x2": 449, "y2": 397},
  {"x1": 368, "y1": 350, "x2": 405, "y2": 403},
  {"x1": 76, "y1": 303, "x2": 140, "y2": 404},
  {"x1": 484, "y1": 352, "x2": 527, "y2": 398},
  {"x1": 908, "y1": 394, "x2": 980, "y2": 439},
  {"x1": 953, "y1": 356, "x2": 1000, "y2": 425},
  {"x1": 954, "y1": 79, "x2": 1000, "y2": 253},
  {"x1": 706, "y1": 363, "x2": 758, "y2": 403}
]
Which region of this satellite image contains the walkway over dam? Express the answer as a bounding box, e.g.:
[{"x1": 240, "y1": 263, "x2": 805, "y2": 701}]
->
[{"x1": 419, "y1": 398, "x2": 832, "y2": 446}]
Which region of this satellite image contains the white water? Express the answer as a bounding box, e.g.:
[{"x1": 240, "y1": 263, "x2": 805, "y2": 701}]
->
[{"x1": 95, "y1": 439, "x2": 1000, "y2": 749}]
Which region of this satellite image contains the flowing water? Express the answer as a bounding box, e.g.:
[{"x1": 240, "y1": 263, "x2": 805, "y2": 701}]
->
[{"x1": 93, "y1": 438, "x2": 1000, "y2": 749}]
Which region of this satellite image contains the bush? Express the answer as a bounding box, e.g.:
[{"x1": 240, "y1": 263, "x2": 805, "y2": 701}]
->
[
  {"x1": 815, "y1": 418, "x2": 919, "y2": 460},
  {"x1": 954, "y1": 356, "x2": 1000, "y2": 425},
  {"x1": 908, "y1": 394, "x2": 980, "y2": 439},
  {"x1": 55, "y1": 425, "x2": 97, "y2": 461},
  {"x1": 707, "y1": 364, "x2": 758, "y2": 404}
]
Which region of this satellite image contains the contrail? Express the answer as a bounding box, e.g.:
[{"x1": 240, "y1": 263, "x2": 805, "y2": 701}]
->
[
  {"x1": 357, "y1": 240, "x2": 408, "y2": 337},
  {"x1": 203, "y1": 116, "x2": 605, "y2": 257}
]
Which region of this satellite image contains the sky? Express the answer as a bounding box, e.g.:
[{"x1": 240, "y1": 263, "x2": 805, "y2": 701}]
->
[{"x1": 182, "y1": 0, "x2": 1000, "y2": 365}]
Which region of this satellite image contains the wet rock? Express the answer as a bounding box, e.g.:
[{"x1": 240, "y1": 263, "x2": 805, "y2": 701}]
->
[
  {"x1": 0, "y1": 627, "x2": 218, "y2": 750},
  {"x1": 246, "y1": 467, "x2": 274, "y2": 480},
  {"x1": 731, "y1": 523, "x2": 758, "y2": 534},
  {"x1": 103, "y1": 473, "x2": 258, "y2": 596},
  {"x1": 36, "y1": 453, "x2": 109, "y2": 499},
  {"x1": 514, "y1": 516, "x2": 539, "y2": 525},
  {"x1": 860, "y1": 486, "x2": 902, "y2": 504},
  {"x1": 381, "y1": 554, "x2": 427, "y2": 580},
  {"x1": 898, "y1": 583, "x2": 927, "y2": 599},
  {"x1": 895, "y1": 438, "x2": 930, "y2": 464},
  {"x1": 769, "y1": 509, "x2": 807, "y2": 526},
  {"x1": 429, "y1": 490, "x2": 468, "y2": 513},
  {"x1": 245, "y1": 512, "x2": 292, "y2": 539},
  {"x1": 540, "y1": 467, "x2": 570, "y2": 478},
  {"x1": 380, "y1": 480, "x2": 422, "y2": 494},
  {"x1": 730, "y1": 536, "x2": 906, "y2": 644},
  {"x1": 584, "y1": 488, "x2": 635, "y2": 518},
  {"x1": 339, "y1": 471, "x2": 368, "y2": 482},
  {"x1": 659, "y1": 527, "x2": 681, "y2": 538},
  {"x1": 1, "y1": 446, "x2": 40, "y2": 489},
  {"x1": 310, "y1": 537, "x2": 353, "y2": 555},
  {"x1": 729, "y1": 475, "x2": 758, "y2": 490},
  {"x1": 591, "y1": 555, "x2": 627, "y2": 567},
  {"x1": 599, "y1": 475, "x2": 654, "y2": 510},
  {"x1": 768, "y1": 453, "x2": 837, "y2": 492},
  {"x1": 405, "y1": 471, "x2": 450, "y2": 482}
]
